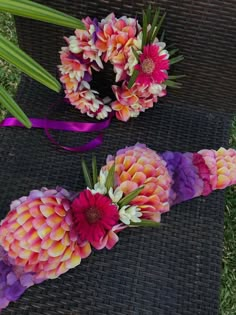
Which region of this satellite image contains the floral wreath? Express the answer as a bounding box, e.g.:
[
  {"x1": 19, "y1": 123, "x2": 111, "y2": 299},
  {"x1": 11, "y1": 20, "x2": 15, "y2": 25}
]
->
[
  {"x1": 0, "y1": 143, "x2": 235, "y2": 310},
  {"x1": 59, "y1": 7, "x2": 184, "y2": 122}
]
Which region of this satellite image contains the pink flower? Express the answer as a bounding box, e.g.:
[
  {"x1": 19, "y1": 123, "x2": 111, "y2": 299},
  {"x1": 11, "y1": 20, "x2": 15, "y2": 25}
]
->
[
  {"x1": 71, "y1": 189, "x2": 119, "y2": 247},
  {"x1": 135, "y1": 44, "x2": 169, "y2": 86}
]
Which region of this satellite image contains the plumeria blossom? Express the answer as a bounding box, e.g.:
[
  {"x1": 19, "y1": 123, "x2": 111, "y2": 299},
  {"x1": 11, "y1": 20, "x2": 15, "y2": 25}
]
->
[
  {"x1": 58, "y1": 10, "x2": 181, "y2": 122},
  {"x1": 119, "y1": 205, "x2": 142, "y2": 225}
]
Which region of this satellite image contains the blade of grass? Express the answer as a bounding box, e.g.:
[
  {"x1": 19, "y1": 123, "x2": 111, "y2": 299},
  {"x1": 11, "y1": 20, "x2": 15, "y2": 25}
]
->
[
  {"x1": 148, "y1": 8, "x2": 160, "y2": 42},
  {"x1": 0, "y1": 85, "x2": 31, "y2": 128},
  {"x1": 168, "y1": 75, "x2": 186, "y2": 80},
  {"x1": 81, "y1": 159, "x2": 93, "y2": 189},
  {"x1": 142, "y1": 10, "x2": 148, "y2": 48},
  {"x1": 150, "y1": 12, "x2": 166, "y2": 42},
  {"x1": 0, "y1": 0, "x2": 85, "y2": 29},
  {"x1": 128, "y1": 70, "x2": 139, "y2": 89},
  {"x1": 169, "y1": 55, "x2": 184, "y2": 65},
  {"x1": 130, "y1": 219, "x2": 160, "y2": 227},
  {"x1": 118, "y1": 186, "x2": 144, "y2": 208},
  {"x1": 131, "y1": 47, "x2": 140, "y2": 61},
  {"x1": 169, "y1": 48, "x2": 179, "y2": 57},
  {"x1": 164, "y1": 80, "x2": 182, "y2": 88},
  {"x1": 0, "y1": 34, "x2": 61, "y2": 92},
  {"x1": 92, "y1": 155, "x2": 98, "y2": 186},
  {"x1": 105, "y1": 163, "x2": 115, "y2": 190}
]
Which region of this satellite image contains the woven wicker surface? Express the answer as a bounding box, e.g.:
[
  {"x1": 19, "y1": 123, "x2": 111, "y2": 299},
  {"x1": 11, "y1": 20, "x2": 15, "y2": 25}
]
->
[
  {"x1": 0, "y1": 76, "x2": 232, "y2": 314},
  {"x1": 15, "y1": 0, "x2": 236, "y2": 114},
  {"x1": 1, "y1": 0, "x2": 235, "y2": 313}
]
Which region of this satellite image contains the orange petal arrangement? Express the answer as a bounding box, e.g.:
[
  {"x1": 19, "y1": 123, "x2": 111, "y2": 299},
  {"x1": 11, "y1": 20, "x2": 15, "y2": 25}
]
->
[
  {"x1": 59, "y1": 7, "x2": 184, "y2": 122},
  {"x1": 1, "y1": 143, "x2": 236, "y2": 311}
]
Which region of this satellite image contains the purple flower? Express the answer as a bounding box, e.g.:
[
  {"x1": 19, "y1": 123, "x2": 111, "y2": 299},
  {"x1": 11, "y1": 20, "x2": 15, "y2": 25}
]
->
[
  {"x1": 5, "y1": 280, "x2": 25, "y2": 301},
  {"x1": 162, "y1": 152, "x2": 203, "y2": 205}
]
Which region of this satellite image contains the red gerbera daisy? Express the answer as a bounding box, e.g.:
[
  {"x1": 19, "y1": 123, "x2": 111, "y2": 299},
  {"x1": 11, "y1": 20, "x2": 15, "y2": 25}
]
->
[
  {"x1": 135, "y1": 44, "x2": 169, "y2": 86},
  {"x1": 71, "y1": 189, "x2": 119, "y2": 244}
]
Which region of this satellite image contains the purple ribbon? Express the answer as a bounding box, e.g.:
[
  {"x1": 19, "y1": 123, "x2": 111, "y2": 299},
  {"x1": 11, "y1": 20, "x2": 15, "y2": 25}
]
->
[{"x1": 0, "y1": 114, "x2": 113, "y2": 152}]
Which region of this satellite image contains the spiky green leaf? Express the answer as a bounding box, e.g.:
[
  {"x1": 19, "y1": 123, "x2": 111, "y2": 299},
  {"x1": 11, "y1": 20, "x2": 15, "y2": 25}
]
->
[
  {"x1": 168, "y1": 75, "x2": 186, "y2": 80},
  {"x1": 150, "y1": 12, "x2": 166, "y2": 43},
  {"x1": 128, "y1": 70, "x2": 139, "y2": 89},
  {"x1": 142, "y1": 10, "x2": 148, "y2": 48},
  {"x1": 105, "y1": 163, "x2": 115, "y2": 191},
  {"x1": 146, "y1": 4, "x2": 152, "y2": 25},
  {"x1": 0, "y1": 34, "x2": 61, "y2": 92},
  {"x1": 148, "y1": 8, "x2": 160, "y2": 43},
  {"x1": 160, "y1": 29, "x2": 165, "y2": 42},
  {"x1": 0, "y1": 0, "x2": 85, "y2": 29},
  {"x1": 164, "y1": 80, "x2": 182, "y2": 88},
  {"x1": 118, "y1": 186, "x2": 144, "y2": 208},
  {"x1": 92, "y1": 155, "x2": 98, "y2": 186},
  {"x1": 169, "y1": 55, "x2": 184, "y2": 65},
  {"x1": 131, "y1": 47, "x2": 140, "y2": 61},
  {"x1": 0, "y1": 85, "x2": 31, "y2": 128},
  {"x1": 168, "y1": 48, "x2": 179, "y2": 57},
  {"x1": 81, "y1": 159, "x2": 93, "y2": 189},
  {"x1": 130, "y1": 219, "x2": 160, "y2": 227}
]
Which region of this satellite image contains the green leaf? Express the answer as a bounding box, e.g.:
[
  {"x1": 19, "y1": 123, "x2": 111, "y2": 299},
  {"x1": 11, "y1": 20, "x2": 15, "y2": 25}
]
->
[
  {"x1": 118, "y1": 186, "x2": 144, "y2": 208},
  {"x1": 150, "y1": 12, "x2": 166, "y2": 43},
  {"x1": 148, "y1": 8, "x2": 160, "y2": 43},
  {"x1": 128, "y1": 69, "x2": 139, "y2": 89},
  {"x1": 130, "y1": 219, "x2": 160, "y2": 227},
  {"x1": 168, "y1": 75, "x2": 186, "y2": 80},
  {"x1": 160, "y1": 30, "x2": 165, "y2": 42},
  {"x1": 105, "y1": 163, "x2": 115, "y2": 191},
  {"x1": 0, "y1": 85, "x2": 31, "y2": 128},
  {"x1": 131, "y1": 47, "x2": 139, "y2": 61},
  {"x1": 0, "y1": 0, "x2": 85, "y2": 29},
  {"x1": 164, "y1": 80, "x2": 182, "y2": 88},
  {"x1": 142, "y1": 10, "x2": 148, "y2": 48},
  {"x1": 146, "y1": 4, "x2": 152, "y2": 25},
  {"x1": 92, "y1": 155, "x2": 98, "y2": 186},
  {"x1": 169, "y1": 55, "x2": 184, "y2": 65},
  {"x1": 81, "y1": 159, "x2": 93, "y2": 189},
  {"x1": 0, "y1": 34, "x2": 61, "y2": 93},
  {"x1": 169, "y1": 48, "x2": 179, "y2": 57}
]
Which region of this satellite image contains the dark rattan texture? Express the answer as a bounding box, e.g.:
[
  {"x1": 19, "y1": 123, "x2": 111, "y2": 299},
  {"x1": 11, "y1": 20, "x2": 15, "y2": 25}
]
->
[
  {"x1": 1, "y1": 0, "x2": 235, "y2": 313},
  {"x1": 15, "y1": 0, "x2": 236, "y2": 114},
  {"x1": 0, "y1": 77, "x2": 232, "y2": 315}
]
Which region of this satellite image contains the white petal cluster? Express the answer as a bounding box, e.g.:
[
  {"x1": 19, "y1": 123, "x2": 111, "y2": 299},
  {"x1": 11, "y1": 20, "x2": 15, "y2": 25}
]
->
[{"x1": 119, "y1": 205, "x2": 142, "y2": 225}]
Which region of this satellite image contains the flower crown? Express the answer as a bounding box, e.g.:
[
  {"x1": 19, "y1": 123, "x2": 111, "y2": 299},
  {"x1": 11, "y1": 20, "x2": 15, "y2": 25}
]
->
[
  {"x1": 1, "y1": 143, "x2": 236, "y2": 311},
  {"x1": 59, "y1": 7, "x2": 184, "y2": 122}
]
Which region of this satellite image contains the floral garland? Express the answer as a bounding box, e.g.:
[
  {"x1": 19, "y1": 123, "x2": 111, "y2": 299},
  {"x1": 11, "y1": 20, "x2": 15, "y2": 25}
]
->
[
  {"x1": 59, "y1": 7, "x2": 184, "y2": 122},
  {"x1": 0, "y1": 144, "x2": 236, "y2": 310}
]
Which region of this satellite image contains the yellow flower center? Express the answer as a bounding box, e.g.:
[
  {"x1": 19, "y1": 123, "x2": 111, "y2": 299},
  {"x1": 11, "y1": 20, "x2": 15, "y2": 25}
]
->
[
  {"x1": 86, "y1": 207, "x2": 101, "y2": 224},
  {"x1": 141, "y1": 58, "x2": 155, "y2": 74}
]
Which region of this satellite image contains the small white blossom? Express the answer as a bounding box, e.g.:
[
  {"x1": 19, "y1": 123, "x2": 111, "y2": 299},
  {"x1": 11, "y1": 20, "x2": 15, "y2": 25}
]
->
[
  {"x1": 68, "y1": 36, "x2": 81, "y2": 54},
  {"x1": 108, "y1": 187, "x2": 123, "y2": 203},
  {"x1": 90, "y1": 169, "x2": 108, "y2": 194},
  {"x1": 119, "y1": 205, "x2": 142, "y2": 225}
]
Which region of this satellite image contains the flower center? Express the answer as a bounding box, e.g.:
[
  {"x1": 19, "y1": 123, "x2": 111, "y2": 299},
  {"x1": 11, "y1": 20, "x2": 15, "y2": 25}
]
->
[
  {"x1": 85, "y1": 206, "x2": 101, "y2": 224},
  {"x1": 141, "y1": 58, "x2": 155, "y2": 74}
]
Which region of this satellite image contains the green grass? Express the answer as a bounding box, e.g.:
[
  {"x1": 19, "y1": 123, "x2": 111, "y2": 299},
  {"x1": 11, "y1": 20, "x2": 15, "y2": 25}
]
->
[
  {"x1": 0, "y1": 12, "x2": 20, "y2": 121},
  {"x1": 220, "y1": 118, "x2": 236, "y2": 315},
  {"x1": 0, "y1": 11, "x2": 236, "y2": 315}
]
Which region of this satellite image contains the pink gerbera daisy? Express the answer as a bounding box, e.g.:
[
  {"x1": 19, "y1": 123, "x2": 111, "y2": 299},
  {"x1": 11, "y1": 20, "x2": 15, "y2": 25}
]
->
[
  {"x1": 135, "y1": 44, "x2": 169, "y2": 86},
  {"x1": 71, "y1": 189, "x2": 119, "y2": 244}
]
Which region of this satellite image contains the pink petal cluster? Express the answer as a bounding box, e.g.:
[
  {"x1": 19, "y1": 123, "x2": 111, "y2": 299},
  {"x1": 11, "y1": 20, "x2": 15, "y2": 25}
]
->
[
  {"x1": 0, "y1": 188, "x2": 91, "y2": 282},
  {"x1": 59, "y1": 13, "x2": 171, "y2": 122},
  {"x1": 103, "y1": 143, "x2": 172, "y2": 222}
]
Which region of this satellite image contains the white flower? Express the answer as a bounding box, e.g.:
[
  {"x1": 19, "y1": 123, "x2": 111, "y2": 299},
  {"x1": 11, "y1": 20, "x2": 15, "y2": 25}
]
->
[
  {"x1": 90, "y1": 169, "x2": 108, "y2": 194},
  {"x1": 119, "y1": 205, "x2": 142, "y2": 225},
  {"x1": 68, "y1": 36, "x2": 81, "y2": 54},
  {"x1": 148, "y1": 84, "x2": 164, "y2": 95},
  {"x1": 108, "y1": 187, "x2": 123, "y2": 203}
]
